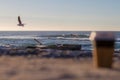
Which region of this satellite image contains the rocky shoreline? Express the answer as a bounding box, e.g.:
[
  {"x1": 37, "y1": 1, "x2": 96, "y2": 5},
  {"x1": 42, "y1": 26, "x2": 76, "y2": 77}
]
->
[{"x1": 0, "y1": 47, "x2": 120, "y2": 59}]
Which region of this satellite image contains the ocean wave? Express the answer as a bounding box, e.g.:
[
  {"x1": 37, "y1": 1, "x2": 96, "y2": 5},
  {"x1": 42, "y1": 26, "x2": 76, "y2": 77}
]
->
[
  {"x1": 56, "y1": 37, "x2": 89, "y2": 41},
  {"x1": 0, "y1": 35, "x2": 45, "y2": 39},
  {"x1": 40, "y1": 34, "x2": 89, "y2": 38}
]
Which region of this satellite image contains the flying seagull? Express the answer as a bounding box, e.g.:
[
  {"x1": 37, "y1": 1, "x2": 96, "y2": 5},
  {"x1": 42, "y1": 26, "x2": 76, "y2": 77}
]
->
[{"x1": 17, "y1": 16, "x2": 24, "y2": 27}]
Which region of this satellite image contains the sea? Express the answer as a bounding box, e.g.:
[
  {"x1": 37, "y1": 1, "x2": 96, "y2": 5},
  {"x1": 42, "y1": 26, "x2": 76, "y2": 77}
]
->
[{"x1": 0, "y1": 31, "x2": 120, "y2": 51}]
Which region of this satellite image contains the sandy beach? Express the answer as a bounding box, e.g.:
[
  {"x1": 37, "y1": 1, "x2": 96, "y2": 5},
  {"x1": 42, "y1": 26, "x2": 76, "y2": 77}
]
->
[
  {"x1": 0, "y1": 53, "x2": 120, "y2": 80},
  {"x1": 1, "y1": 0, "x2": 120, "y2": 79}
]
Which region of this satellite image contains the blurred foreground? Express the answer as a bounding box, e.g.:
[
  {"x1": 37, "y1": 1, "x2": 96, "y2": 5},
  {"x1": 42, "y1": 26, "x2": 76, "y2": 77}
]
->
[{"x1": 0, "y1": 56, "x2": 120, "y2": 80}]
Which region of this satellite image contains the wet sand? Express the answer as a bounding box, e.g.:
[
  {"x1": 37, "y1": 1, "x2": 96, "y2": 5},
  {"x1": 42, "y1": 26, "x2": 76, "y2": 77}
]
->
[{"x1": 0, "y1": 56, "x2": 120, "y2": 80}]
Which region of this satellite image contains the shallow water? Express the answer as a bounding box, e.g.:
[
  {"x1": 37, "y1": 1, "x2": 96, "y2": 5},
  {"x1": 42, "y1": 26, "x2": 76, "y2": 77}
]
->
[{"x1": 0, "y1": 31, "x2": 120, "y2": 51}]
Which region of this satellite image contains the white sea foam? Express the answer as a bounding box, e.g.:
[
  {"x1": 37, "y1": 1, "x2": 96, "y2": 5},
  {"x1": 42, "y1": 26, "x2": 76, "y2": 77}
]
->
[{"x1": 0, "y1": 31, "x2": 119, "y2": 50}]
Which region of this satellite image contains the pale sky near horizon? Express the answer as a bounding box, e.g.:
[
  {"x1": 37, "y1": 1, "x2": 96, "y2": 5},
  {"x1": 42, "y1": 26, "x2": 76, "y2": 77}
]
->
[{"x1": 0, "y1": 0, "x2": 120, "y2": 31}]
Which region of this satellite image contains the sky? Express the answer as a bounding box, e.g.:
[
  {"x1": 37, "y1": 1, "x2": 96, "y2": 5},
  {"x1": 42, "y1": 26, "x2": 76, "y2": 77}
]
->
[{"x1": 0, "y1": 0, "x2": 120, "y2": 31}]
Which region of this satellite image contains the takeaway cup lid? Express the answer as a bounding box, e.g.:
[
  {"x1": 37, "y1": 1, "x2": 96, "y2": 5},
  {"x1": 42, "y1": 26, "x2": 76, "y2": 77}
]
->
[{"x1": 89, "y1": 31, "x2": 115, "y2": 41}]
